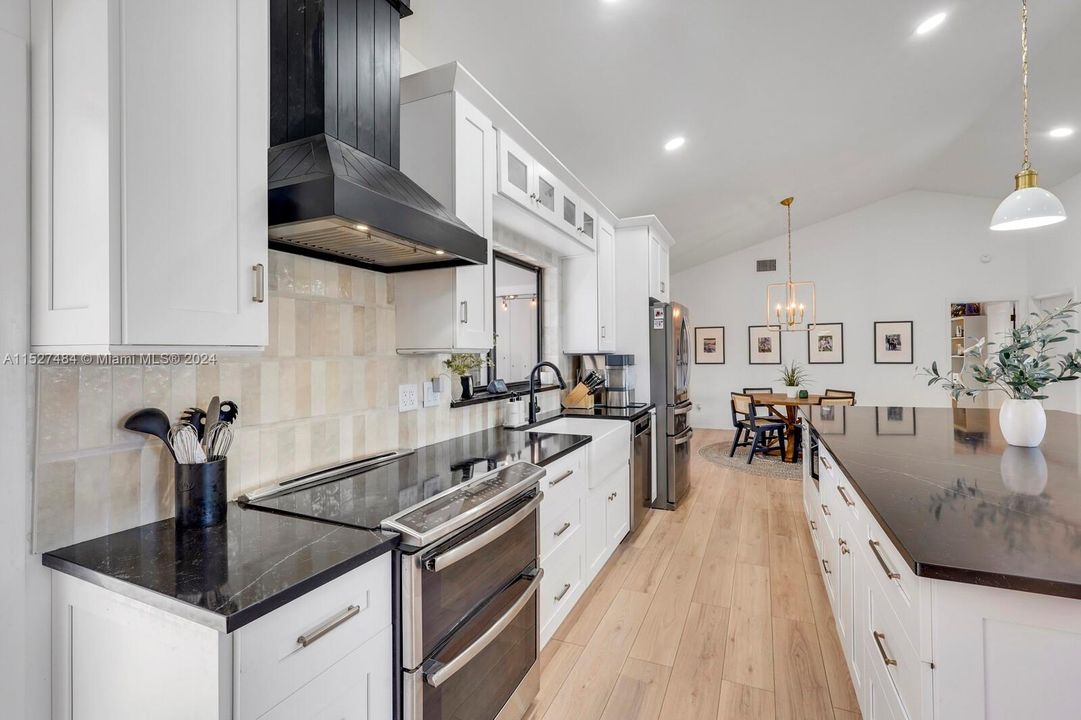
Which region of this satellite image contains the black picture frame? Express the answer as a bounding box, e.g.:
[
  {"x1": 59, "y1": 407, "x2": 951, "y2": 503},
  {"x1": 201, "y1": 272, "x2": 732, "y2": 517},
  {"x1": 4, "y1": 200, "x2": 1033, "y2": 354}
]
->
[
  {"x1": 694, "y1": 326, "x2": 726, "y2": 364},
  {"x1": 807, "y1": 323, "x2": 844, "y2": 364},
  {"x1": 748, "y1": 325, "x2": 782, "y2": 365},
  {"x1": 874, "y1": 321, "x2": 914, "y2": 364}
]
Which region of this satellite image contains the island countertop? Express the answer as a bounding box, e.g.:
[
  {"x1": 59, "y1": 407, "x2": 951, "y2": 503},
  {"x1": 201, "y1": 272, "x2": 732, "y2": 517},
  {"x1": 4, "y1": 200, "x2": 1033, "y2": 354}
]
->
[{"x1": 804, "y1": 405, "x2": 1081, "y2": 599}]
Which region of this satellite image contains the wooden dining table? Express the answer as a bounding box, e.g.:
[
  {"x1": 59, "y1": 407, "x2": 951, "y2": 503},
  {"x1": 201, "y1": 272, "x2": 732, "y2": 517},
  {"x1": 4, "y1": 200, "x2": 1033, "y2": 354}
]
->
[{"x1": 749, "y1": 393, "x2": 825, "y2": 463}]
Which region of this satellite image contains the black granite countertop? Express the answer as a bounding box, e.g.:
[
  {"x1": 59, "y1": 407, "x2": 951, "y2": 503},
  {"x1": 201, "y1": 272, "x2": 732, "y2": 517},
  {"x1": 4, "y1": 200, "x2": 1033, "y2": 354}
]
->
[
  {"x1": 42, "y1": 502, "x2": 397, "y2": 632},
  {"x1": 804, "y1": 405, "x2": 1081, "y2": 599},
  {"x1": 244, "y1": 426, "x2": 591, "y2": 530}
]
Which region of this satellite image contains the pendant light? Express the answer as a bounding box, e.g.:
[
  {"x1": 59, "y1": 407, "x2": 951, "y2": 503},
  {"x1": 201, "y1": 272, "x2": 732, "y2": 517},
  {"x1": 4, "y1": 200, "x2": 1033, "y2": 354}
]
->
[
  {"x1": 766, "y1": 197, "x2": 816, "y2": 332},
  {"x1": 990, "y1": 0, "x2": 1067, "y2": 231}
]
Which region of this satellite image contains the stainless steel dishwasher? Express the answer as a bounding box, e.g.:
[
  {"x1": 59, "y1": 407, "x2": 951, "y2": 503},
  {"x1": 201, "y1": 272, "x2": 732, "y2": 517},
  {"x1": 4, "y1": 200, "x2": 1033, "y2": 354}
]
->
[{"x1": 630, "y1": 411, "x2": 653, "y2": 532}]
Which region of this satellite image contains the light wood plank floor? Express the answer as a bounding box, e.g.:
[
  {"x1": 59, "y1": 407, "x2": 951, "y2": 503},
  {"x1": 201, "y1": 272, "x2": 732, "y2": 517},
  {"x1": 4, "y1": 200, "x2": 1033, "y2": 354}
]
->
[{"x1": 526, "y1": 429, "x2": 861, "y2": 720}]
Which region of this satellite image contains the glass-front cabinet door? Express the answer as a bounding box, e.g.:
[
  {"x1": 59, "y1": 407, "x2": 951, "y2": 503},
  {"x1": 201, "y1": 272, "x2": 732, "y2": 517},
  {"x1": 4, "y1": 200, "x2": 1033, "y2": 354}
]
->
[
  {"x1": 497, "y1": 130, "x2": 534, "y2": 208},
  {"x1": 561, "y1": 192, "x2": 579, "y2": 236},
  {"x1": 577, "y1": 203, "x2": 597, "y2": 250},
  {"x1": 533, "y1": 161, "x2": 559, "y2": 225}
]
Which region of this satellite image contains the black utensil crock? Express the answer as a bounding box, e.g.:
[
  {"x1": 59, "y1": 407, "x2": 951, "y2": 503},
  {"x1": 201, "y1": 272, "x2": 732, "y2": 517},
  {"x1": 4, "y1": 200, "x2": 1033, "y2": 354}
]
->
[{"x1": 175, "y1": 458, "x2": 227, "y2": 529}]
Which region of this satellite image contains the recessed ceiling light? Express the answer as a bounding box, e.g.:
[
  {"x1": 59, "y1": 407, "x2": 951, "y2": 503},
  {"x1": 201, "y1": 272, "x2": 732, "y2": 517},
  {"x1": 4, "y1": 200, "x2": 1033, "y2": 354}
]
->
[
  {"x1": 915, "y1": 11, "x2": 947, "y2": 36},
  {"x1": 434, "y1": 249, "x2": 446, "y2": 255},
  {"x1": 355, "y1": 224, "x2": 369, "y2": 231},
  {"x1": 664, "y1": 136, "x2": 686, "y2": 151},
  {"x1": 1049, "y1": 127, "x2": 1075, "y2": 138}
]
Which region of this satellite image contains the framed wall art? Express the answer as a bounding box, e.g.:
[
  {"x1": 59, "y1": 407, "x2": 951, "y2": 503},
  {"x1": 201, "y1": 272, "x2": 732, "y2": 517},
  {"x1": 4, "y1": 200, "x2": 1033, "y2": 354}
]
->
[
  {"x1": 807, "y1": 323, "x2": 844, "y2": 364},
  {"x1": 876, "y1": 406, "x2": 917, "y2": 435},
  {"x1": 748, "y1": 325, "x2": 781, "y2": 365},
  {"x1": 695, "y1": 326, "x2": 725, "y2": 364},
  {"x1": 874, "y1": 321, "x2": 914, "y2": 364}
]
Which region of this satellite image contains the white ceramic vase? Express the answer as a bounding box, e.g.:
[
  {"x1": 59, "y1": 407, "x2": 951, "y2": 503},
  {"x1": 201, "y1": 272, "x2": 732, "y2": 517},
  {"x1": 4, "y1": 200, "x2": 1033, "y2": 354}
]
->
[
  {"x1": 998, "y1": 398, "x2": 1046, "y2": 447},
  {"x1": 785, "y1": 386, "x2": 799, "y2": 398}
]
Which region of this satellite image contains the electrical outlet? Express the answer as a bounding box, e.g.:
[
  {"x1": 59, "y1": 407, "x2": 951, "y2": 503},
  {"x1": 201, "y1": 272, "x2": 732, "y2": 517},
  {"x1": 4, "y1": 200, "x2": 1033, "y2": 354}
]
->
[
  {"x1": 398, "y1": 384, "x2": 419, "y2": 412},
  {"x1": 423, "y1": 381, "x2": 440, "y2": 408}
]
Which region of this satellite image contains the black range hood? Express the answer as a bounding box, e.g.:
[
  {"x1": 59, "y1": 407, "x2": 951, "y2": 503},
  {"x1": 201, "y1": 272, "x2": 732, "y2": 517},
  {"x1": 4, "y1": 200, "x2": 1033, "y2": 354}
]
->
[{"x1": 268, "y1": 0, "x2": 487, "y2": 271}]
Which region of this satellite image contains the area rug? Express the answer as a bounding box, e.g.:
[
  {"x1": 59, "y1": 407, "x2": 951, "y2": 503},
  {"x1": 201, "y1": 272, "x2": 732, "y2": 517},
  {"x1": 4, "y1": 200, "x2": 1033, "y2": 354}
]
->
[{"x1": 698, "y1": 442, "x2": 802, "y2": 479}]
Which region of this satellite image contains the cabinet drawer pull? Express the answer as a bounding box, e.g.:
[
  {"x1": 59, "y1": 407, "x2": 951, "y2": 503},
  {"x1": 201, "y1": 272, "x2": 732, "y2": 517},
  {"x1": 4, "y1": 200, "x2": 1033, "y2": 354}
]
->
[
  {"x1": 550, "y1": 469, "x2": 574, "y2": 487},
  {"x1": 821, "y1": 503, "x2": 831, "y2": 516},
  {"x1": 837, "y1": 486, "x2": 855, "y2": 508},
  {"x1": 839, "y1": 538, "x2": 850, "y2": 555},
  {"x1": 821, "y1": 559, "x2": 832, "y2": 575},
  {"x1": 554, "y1": 522, "x2": 571, "y2": 537},
  {"x1": 873, "y1": 630, "x2": 898, "y2": 667},
  {"x1": 554, "y1": 582, "x2": 572, "y2": 602},
  {"x1": 459, "y1": 301, "x2": 468, "y2": 324},
  {"x1": 820, "y1": 455, "x2": 832, "y2": 470},
  {"x1": 297, "y1": 605, "x2": 360, "y2": 648},
  {"x1": 809, "y1": 519, "x2": 817, "y2": 530},
  {"x1": 252, "y1": 264, "x2": 266, "y2": 303},
  {"x1": 601, "y1": 326, "x2": 606, "y2": 339},
  {"x1": 869, "y1": 540, "x2": 901, "y2": 580}
]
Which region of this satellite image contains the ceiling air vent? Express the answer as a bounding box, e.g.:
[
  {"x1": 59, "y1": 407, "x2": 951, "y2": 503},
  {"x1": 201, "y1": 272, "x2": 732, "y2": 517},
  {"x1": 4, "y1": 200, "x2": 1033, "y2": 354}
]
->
[{"x1": 756, "y1": 259, "x2": 777, "y2": 272}]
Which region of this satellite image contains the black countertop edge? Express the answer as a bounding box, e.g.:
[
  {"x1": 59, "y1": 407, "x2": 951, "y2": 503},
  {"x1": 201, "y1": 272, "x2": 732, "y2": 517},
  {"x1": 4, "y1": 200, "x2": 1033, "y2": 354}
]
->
[
  {"x1": 448, "y1": 384, "x2": 559, "y2": 408},
  {"x1": 42, "y1": 532, "x2": 399, "y2": 633},
  {"x1": 915, "y1": 562, "x2": 1081, "y2": 601}
]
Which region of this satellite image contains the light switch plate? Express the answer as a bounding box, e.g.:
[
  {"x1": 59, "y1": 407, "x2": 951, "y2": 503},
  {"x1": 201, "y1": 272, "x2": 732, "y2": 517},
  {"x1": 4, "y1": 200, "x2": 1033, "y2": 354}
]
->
[
  {"x1": 423, "y1": 381, "x2": 440, "y2": 408},
  {"x1": 398, "y1": 384, "x2": 419, "y2": 412}
]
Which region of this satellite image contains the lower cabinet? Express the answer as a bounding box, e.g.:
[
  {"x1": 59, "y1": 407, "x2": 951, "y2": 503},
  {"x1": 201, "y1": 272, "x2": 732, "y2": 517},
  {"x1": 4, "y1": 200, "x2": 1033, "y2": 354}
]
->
[
  {"x1": 539, "y1": 437, "x2": 631, "y2": 647},
  {"x1": 51, "y1": 554, "x2": 394, "y2": 720}
]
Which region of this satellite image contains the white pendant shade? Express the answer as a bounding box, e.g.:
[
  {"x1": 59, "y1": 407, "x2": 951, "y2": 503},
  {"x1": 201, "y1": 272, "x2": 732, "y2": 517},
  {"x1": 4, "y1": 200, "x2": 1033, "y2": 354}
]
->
[{"x1": 990, "y1": 186, "x2": 1067, "y2": 231}]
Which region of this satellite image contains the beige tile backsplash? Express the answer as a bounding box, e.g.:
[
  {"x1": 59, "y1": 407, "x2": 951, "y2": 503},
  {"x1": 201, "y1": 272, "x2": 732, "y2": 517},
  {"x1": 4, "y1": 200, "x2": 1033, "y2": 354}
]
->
[{"x1": 32, "y1": 250, "x2": 563, "y2": 552}]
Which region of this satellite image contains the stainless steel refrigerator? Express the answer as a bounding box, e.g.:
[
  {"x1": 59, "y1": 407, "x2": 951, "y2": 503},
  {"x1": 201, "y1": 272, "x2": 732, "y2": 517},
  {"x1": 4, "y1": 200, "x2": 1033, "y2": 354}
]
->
[{"x1": 649, "y1": 301, "x2": 692, "y2": 509}]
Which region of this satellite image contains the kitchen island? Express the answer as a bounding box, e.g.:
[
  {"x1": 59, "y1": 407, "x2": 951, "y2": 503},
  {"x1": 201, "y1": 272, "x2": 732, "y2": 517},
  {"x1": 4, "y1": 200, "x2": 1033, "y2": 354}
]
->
[{"x1": 801, "y1": 405, "x2": 1081, "y2": 720}]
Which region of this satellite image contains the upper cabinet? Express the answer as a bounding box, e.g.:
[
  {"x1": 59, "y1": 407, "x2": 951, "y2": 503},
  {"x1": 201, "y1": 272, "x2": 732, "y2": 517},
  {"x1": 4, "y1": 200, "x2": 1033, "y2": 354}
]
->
[
  {"x1": 496, "y1": 129, "x2": 597, "y2": 254},
  {"x1": 560, "y1": 218, "x2": 616, "y2": 354},
  {"x1": 649, "y1": 231, "x2": 672, "y2": 303},
  {"x1": 30, "y1": 0, "x2": 269, "y2": 352},
  {"x1": 398, "y1": 89, "x2": 496, "y2": 353}
]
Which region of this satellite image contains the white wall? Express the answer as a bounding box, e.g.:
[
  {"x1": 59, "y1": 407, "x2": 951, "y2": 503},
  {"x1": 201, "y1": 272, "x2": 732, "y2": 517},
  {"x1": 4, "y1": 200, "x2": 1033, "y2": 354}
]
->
[
  {"x1": 1026, "y1": 171, "x2": 1081, "y2": 414},
  {"x1": 0, "y1": 1, "x2": 51, "y2": 718},
  {"x1": 673, "y1": 190, "x2": 1034, "y2": 429}
]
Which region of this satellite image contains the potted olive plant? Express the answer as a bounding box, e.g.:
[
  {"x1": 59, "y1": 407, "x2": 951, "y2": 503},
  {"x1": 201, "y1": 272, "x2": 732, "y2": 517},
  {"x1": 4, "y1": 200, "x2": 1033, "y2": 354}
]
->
[
  {"x1": 778, "y1": 360, "x2": 811, "y2": 398},
  {"x1": 443, "y1": 353, "x2": 489, "y2": 401},
  {"x1": 920, "y1": 301, "x2": 1081, "y2": 447}
]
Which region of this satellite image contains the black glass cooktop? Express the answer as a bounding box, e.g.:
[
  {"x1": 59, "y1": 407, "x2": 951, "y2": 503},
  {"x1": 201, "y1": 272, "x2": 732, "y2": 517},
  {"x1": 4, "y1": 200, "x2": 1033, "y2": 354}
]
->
[{"x1": 244, "y1": 426, "x2": 590, "y2": 530}]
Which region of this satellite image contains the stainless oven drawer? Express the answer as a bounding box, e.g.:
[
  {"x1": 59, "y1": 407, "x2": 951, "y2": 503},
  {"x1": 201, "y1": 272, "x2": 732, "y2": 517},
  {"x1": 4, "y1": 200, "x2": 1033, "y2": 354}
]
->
[
  {"x1": 402, "y1": 490, "x2": 541, "y2": 669},
  {"x1": 405, "y1": 570, "x2": 542, "y2": 720}
]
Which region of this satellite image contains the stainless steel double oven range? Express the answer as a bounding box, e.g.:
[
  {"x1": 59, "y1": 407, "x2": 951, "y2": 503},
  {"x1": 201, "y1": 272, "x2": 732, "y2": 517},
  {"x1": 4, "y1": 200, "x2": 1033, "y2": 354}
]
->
[
  {"x1": 243, "y1": 450, "x2": 546, "y2": 720},
  {"x1": 382, "y1": 461, "x2": 545, "y2": 720}
]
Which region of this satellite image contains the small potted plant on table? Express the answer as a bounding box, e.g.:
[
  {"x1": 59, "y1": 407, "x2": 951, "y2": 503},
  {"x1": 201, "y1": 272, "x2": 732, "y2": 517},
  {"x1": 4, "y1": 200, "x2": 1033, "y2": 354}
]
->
[
  {"x1": 443, "y1": 353, "x2": 489, "y2": 401},
  {"x1": 778, "y1": 360, "x2": 811, "y2": 398},
  {"x1": 920, "y1": 301, "x2": 1081, "y2": 447}
]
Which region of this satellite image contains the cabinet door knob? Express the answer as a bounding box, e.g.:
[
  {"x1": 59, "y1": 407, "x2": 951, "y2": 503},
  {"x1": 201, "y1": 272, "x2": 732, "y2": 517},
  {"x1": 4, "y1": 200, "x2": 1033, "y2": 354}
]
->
[{"x1": 252, "y1": 264, "x2": 266, "y2": 303}]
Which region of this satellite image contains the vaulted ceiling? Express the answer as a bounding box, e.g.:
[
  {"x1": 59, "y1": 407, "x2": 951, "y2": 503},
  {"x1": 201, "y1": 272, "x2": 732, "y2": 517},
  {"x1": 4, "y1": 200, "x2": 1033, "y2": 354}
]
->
[{"x1": 401, "y1": 0, "x2": 1081, "y2": 271}]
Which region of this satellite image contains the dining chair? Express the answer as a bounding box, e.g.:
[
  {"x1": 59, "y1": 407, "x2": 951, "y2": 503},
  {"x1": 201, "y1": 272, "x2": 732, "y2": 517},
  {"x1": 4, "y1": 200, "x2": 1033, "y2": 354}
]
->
[
  {"x1": 742, "y1": 386, "x2": 776, "y2": 416},
  {"x1": 729, "y1": 393, "x2": 787, "y2": 464}
]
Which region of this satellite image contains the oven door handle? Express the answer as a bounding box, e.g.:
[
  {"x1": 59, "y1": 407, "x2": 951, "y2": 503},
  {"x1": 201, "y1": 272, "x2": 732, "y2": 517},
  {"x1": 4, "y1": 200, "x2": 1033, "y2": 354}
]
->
[
  {"x1": 424, "y1": 492, "x2": 544, "y2": 572},
  {"x1": 423, "y1": 568, "x2": 544, "y2": 688}
]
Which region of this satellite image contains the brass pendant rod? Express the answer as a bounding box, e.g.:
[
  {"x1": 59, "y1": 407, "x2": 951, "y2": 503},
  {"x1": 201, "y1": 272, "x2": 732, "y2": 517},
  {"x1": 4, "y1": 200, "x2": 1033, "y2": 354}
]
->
[{"x1": 1021, "y1": 0, "x2": 1030, "y2": 170}]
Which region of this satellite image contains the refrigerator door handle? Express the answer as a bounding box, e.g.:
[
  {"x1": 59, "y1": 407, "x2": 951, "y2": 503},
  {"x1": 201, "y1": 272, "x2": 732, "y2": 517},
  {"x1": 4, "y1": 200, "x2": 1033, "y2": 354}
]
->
[
  {"x1": 672, "y1": 403, "x2": 693, "y2": 416},
  {"x1": 673, "y1": 429, "x2": 694, "y2": 446}
]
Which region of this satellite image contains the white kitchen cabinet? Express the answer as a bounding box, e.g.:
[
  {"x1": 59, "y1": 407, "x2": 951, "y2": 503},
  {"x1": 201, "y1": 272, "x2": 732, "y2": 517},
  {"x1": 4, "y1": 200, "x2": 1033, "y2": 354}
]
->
[
  {"x1": 51, "y1": 554, "x2": 393, "y2": 720},
  {"x1": 649, "y1": 231, "x2": 671, "y2": 303},
  {"x1": 494, "y1": 128, "x2": 597, "y2": 253},
  {"x1": 31, "y1": 0, "x2": 269, "y2": 352},
  {"x1": 398, "y1": 92, "x2": 496, "y2": 353},
  {"x1": 586, "y1": 465, "x2": 631, "y2": 580},
  {"x1": 604, "y1": 470, "x2": 631, "y2": 549},
  {"x1": 560, "y1": 217, "x2": 617, "y2": 354}
]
